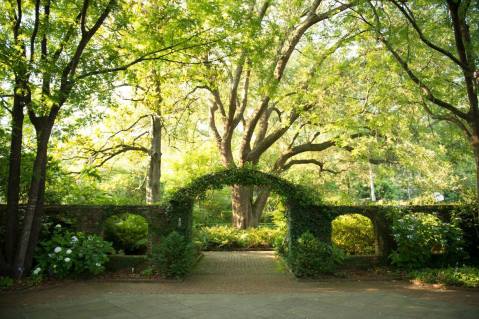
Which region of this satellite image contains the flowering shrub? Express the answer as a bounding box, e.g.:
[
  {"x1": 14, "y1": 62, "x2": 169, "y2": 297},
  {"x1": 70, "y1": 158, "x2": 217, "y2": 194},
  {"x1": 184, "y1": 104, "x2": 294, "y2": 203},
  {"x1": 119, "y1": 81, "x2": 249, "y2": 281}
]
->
[
  {"x1": 34, "y1": 225, "x2": 114, "y2": 278},
  {"x1": 390, "y1": 214, "x2": 465, "y2": 269}
]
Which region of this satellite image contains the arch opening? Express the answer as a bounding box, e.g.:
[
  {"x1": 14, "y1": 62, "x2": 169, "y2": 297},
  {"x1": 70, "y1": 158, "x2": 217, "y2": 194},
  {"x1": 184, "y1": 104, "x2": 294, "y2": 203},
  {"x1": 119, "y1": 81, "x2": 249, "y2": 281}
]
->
[
  {"x1": 163, "y1": 168, "x2": 323, "y2": 256},
  {"x1": 331, "y1": 214, "x2": 376, "y2": 256},
  {"x1": 104, "y1": 213, "x2": 149, "y2": 255}
]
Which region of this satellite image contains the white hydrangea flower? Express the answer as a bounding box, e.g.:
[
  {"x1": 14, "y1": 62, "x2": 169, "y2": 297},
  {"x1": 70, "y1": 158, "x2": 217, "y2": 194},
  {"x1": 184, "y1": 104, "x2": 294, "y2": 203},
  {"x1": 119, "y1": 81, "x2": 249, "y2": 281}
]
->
[
  {"x1": 71, "y1": 236, "x2": 79, "y2": 243},
  {"x1": 95, "y1": 262, "x2": 101, "y2": 267},
  {"x1": 64, "y1": 257, "x2": 71, "y2": 262},
  {"x1": 54, "y1": 246, "x2": 62, "y2": 253},
  {"x1": 33, "y1": 267, "x2": 41, "y2": 275},
  {"x1": 66, "y1": 249, "x2": 72, "y2": 255},
  {"x1": 55, "y1": 224, "x2": 62, "y2": 229}
]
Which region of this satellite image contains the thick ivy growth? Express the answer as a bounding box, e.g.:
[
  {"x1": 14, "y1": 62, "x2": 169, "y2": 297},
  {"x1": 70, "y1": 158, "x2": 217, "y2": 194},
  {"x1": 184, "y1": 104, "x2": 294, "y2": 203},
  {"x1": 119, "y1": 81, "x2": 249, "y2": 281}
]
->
[{"x1": 163, "y1": 168, "x2": 321, "y2": 242}]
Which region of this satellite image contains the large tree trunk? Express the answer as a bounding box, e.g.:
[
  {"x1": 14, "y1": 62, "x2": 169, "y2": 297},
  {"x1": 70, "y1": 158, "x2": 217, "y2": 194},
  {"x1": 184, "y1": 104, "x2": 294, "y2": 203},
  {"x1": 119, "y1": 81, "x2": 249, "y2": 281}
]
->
[
  {"x1": 13, "y1": 120, "x2": 52, "y2": 278},
  {"x1": 146, "y1": 115, "x2": 162, "y2": 204},
  {"x1": 231, "y1": 185, "x2": 271, "y2": 228},
  {"x1": 3, "y1": 84, "x2": 26, "y2": 271},
  {"x1": 231, "y1": 185, "x2": 254, "y2": 229},
  {"x1": 252, "y1": 187, "x2": 271, "y2": 226}
]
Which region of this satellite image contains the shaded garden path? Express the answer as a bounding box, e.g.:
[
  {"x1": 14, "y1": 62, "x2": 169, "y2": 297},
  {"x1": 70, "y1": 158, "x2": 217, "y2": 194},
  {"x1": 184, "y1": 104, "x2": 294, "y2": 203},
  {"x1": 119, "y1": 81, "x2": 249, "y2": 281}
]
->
[{"x1": 1, "y1": 251, "x2": 478, "y2": 318}]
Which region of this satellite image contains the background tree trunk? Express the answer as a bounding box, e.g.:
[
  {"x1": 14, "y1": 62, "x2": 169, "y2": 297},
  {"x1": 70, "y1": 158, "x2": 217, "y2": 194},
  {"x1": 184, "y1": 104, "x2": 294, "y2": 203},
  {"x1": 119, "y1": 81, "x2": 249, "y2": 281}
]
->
[
  {"x1": 146, "y1": 115, "x2": 162, "y2": 204},
  {"x1": 252, "y1": 187, "x2": 271, "y2": 226},
  {"x1": 369, "y1": 162, "x2": 377, "y2": 202},
  {"x1": 472, "y1": 132, "x2": 479, "y2": 224},
  {"x1": 231, "y1": 185, "x2": 254, "y2": 229}
]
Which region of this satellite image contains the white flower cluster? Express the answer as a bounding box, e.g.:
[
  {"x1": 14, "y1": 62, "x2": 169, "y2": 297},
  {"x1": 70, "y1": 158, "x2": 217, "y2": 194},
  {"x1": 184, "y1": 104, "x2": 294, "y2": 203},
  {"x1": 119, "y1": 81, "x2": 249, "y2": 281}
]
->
[{"x1": 52, "y1": 246, "x2": 74, "y2": 263}]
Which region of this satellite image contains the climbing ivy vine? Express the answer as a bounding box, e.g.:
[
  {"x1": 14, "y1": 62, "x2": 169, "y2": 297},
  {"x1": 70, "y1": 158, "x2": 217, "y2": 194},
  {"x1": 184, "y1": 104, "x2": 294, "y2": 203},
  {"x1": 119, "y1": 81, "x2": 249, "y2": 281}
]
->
[{"x1": 163, "y1": 168, "x2": 323, "y2": 242}]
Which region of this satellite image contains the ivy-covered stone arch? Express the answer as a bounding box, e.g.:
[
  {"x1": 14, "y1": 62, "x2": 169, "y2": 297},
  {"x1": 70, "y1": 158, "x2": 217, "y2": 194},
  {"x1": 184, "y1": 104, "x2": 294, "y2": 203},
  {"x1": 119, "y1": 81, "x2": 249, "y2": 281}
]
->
[{"x1": 162, "y1": 168, "x2": 330, "y2": 246}]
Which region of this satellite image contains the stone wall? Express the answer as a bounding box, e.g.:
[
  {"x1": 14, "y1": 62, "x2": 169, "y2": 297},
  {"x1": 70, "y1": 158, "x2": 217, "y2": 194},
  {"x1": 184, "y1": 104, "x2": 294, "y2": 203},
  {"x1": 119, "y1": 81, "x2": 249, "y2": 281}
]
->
[
  {"x1": 0, "y1": 204, "x2": 169, "y2": 254},
  {"x1": 321, "y1": 205, "x2": 458, "y2": 259},
  {"x1": 0, "y1": 204, "x2": 462, "y2": 259}
]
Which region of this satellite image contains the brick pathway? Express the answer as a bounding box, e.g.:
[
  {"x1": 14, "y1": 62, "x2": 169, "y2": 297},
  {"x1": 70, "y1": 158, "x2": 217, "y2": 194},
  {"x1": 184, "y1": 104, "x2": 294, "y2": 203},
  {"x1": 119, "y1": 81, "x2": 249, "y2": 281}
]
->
[{"x1": 1, "y1": 251, "x2": 478, "y2": 318}]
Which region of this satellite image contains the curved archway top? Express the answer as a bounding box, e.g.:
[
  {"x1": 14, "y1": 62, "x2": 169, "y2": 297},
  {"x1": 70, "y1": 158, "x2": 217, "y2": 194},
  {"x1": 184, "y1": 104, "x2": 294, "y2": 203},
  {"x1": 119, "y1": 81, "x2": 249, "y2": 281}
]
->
[{"x1": 168, "y1": 167, "x2": 319, "y2": 207}]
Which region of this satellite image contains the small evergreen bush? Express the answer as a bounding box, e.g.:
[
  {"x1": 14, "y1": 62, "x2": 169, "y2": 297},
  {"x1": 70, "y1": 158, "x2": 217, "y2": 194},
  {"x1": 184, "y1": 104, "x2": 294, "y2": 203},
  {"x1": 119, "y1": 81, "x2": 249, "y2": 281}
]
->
[
  {"x1": 153, "y1": 231, "x2": 195, "y2": 279},
  {"x1": 289, "y1": 232, "x2": 345, "y2": 277}
]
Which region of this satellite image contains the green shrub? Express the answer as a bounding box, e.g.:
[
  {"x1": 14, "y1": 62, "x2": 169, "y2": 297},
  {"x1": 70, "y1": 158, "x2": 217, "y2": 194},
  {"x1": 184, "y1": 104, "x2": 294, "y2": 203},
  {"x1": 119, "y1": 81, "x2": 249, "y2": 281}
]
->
[
  {"x1": 332, "y1": 214, "x2": 375, "y2": 255},
  {"x1": 273, "y1": 231, "x2": 288, "y2": 257},
  {"x1": 410, "y1": 266, "x2": 479, "y2": 288},
  {"x1": 0, "y1": 276, "x2": 14, "y2": 289},
  {"x1": 194, "y1": 225, "x2": 281, "y2": 250},
  {"x1": 153, "y1": 231, "x2": 195, "y2": 279},
  {"x1": 451, "y1": 206, "x2": 479, "y2": 264},
  {"x1": 289, "y1": 232, "x2": 345, "y2": 277},
  {"x1": 390, "y1": 213, "x2": 465, "y2": 269},
  {"x1": 34, "y1": 226, "x2": 114, "y2": 278},
  {"x1": 104, "y1": 213, "x2": 148, "y2": 254}
]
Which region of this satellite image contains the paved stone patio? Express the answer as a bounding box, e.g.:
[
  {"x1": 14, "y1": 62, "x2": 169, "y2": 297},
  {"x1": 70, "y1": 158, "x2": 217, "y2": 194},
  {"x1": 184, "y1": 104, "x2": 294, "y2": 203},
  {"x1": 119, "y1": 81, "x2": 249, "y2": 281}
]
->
[{"x1": 1, "y1": 251, "x2": 478, "y2": 318}]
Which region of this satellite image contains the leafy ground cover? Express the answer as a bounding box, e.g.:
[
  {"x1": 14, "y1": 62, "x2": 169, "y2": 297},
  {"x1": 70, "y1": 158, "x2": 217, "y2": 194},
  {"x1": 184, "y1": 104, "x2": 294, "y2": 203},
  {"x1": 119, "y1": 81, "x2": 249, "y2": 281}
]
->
[{"x1": 409, "y1": 266, "x2": 479, "y2": 288}]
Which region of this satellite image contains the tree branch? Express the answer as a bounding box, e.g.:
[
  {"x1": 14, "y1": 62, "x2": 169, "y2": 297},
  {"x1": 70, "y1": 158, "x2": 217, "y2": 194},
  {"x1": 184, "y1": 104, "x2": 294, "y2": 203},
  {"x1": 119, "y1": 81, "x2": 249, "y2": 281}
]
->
[
  {"x1": 29, "y1": 0, "x2": 41, "y2": 63},
  {"x1": 379, "y1": 36, "x2": 469, "y2": 120},
  {"x1": 240, "y1": 1, "x2": 358, "y2": 162},
  {"x1": 391, "y1": 0, "x2": 464, "y2": 68}
]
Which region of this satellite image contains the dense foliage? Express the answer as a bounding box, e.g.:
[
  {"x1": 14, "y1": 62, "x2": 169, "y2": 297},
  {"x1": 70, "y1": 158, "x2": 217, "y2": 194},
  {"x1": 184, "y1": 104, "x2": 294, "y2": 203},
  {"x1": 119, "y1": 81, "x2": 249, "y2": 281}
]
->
[
  {"x1": 165, "y1": 168, "x2": 320, "y2": 239},
  {"x1": 104, "y1": 213, "x2": 148, "y2": 254},
  {"x1": 153, "y1": 231, "x2": 195, "y2": 279},
  {"x1": 34, "y1": 226, "x2": 113, "y2": 278},
  {"x1": 390, "y1": 214, "x2": 465, "y2": 269},
  {"x1": 1, "y1": 0, "x2": 477, "y2": 280},
  {"x1": 288, "y1": 232, "x2": 346, "y2": 277},
  {"x1": 332, "y1": 214, "x2": 375, "y2": 255},
  {"x1": 194, "y1": 226, "x2": 281, "y2": 250}
]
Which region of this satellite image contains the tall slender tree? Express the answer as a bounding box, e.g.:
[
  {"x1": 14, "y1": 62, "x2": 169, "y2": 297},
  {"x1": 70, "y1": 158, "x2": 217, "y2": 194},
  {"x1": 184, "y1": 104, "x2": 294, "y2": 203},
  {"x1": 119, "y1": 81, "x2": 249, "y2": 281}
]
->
[{"x1": 0, "y1": 0, "x2": 206, "y2": 277}]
